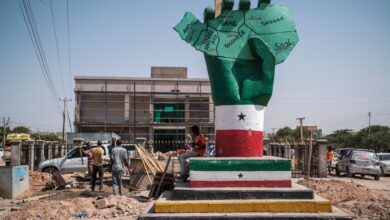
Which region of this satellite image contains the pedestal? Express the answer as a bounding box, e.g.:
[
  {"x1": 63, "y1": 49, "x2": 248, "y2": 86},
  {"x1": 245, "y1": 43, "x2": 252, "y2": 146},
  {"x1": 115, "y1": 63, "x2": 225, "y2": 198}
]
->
[{"x1": 189, "y1": 156, "x2": 291, "y2": 188}]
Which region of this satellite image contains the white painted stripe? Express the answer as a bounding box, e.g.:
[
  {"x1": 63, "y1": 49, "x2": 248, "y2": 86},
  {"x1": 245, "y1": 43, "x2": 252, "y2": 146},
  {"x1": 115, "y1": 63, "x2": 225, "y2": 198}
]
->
[
  {"x1": 215, "y1": 105, "x2": 265, "y2": 131},
  {"x1": 190, "y1": 171, "x2": 291, "y2": 181}
]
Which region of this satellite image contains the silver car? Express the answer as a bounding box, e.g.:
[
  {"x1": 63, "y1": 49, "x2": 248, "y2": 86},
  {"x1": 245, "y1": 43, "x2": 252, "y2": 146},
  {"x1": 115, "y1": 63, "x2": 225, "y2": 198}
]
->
[
  {"x1": 336, "y1": 150, "x2": 381, "y2": 180},
  {"x1": 377, "y1": 153, "x2": 390, "y2": 176},
  {"x1": 38, "y1": 144, "x2": 110, "y2": 174}
]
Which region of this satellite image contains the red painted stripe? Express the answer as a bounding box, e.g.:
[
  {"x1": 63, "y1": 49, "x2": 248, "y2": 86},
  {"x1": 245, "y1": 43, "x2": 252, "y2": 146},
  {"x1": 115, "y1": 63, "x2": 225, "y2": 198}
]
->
[
  {"x1": 216, "y1": 130, "x2": 263, "y2": 157},
  {"x1": 190, "y1": 180, "x2": 292, "y2": 188}
]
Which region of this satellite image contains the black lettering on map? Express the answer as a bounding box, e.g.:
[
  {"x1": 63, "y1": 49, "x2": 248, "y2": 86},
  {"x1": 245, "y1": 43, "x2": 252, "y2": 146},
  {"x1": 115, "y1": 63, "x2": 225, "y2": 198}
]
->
[
  {"x1": 224, "y1": 30, "x2": 246, "y2": 48},
  {"x1": 261, "y1": 16, "x2": 284, "y2": 26},
  {"x1": 183, "y1": 20, "x2": 200, "y2": 34},
  {"x1": 275, "y1": 39, "x2": 292, "y2": 51},
  {"x1": 221, "y1": 20, "x2": 237, "y2": 27}
]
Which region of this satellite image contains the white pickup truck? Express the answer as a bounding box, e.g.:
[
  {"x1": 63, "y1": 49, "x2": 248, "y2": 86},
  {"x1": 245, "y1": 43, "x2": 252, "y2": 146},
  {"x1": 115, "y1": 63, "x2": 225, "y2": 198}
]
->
[{"x1": 37, "y1": 144, "x2": 111, "y2": 174}]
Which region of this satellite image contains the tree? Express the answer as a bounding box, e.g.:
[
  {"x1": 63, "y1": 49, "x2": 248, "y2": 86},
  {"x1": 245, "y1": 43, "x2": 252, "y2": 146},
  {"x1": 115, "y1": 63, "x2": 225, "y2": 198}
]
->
[
  {"x1": 325, "y1": 126, "x2": 390, "y2": 152},
  {"x1": 0, "y1": 126, "x2": 11, "y2": 145},
  {"x1": 12, "y1": 126, "x2": 31, "y2": 134},
  {"x1": 30, "y1": 133, "x2": 61, "y2": 142},
  {"x1": 272, "y1": 127, "x2": 296, "y2": 143}
]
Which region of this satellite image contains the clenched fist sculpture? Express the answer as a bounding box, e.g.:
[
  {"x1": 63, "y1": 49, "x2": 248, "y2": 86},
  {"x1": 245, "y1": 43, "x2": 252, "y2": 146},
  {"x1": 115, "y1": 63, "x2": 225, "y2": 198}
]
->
[{"x1": 174, "y1": 0, "x2": 299, "y2": 157}]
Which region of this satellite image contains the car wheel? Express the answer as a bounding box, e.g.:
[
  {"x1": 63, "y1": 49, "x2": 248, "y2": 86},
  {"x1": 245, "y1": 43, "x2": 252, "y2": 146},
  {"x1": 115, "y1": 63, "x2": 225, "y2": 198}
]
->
[
  {"x1": 42, "y1": 167, "x2": 58, "y2": 173},
  {"x1": 374, "y1": 174, "x2": 380, "y2": 180},
  {"x1": 336, "y1": 165, "x2": 340, "y2": 176},
  {"x1": 380, "y1": 167, "x2": 385, "y2": 177},
  {"x1": 346, "y1": 167, "x2": 352, "y2": 177}
]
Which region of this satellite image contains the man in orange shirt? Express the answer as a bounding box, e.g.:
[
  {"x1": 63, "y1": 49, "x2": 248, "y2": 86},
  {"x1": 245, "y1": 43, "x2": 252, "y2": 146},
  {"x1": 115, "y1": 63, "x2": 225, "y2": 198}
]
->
[
  {"x1": 327, "y1": 146, "x2": 334, "y2": 175},
  {"x1": 179, "y1": 125, "x2": 206, "y2": 181}
]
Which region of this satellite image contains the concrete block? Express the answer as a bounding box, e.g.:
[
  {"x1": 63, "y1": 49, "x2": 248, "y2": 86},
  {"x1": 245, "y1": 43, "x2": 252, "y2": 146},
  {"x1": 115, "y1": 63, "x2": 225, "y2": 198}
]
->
[
  {"x1": 0, "y1": 166, "x2": 29, "y2": 199},
  {"x1": 96, "y1": 198, "x2": 109, "y2": 209}
]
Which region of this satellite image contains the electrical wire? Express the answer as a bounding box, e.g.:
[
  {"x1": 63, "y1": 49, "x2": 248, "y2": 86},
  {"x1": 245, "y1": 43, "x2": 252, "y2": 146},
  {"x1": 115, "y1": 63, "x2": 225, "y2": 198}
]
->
[
  {"x1": 49, "y1": 0, "x2": 66, "y2": 97},
  {"x1": 66, "y1": 0, "x2": 72, "y2": 99},
  {"x1": 18, "y1": 0, "x2": 62, "y2": 113}
]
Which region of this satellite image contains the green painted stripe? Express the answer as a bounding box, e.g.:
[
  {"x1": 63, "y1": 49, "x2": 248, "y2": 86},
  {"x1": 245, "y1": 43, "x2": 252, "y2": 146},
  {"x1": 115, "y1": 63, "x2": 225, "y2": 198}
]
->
[{"x1": 190, "y1": 159, "x2": 291, "y2": 171}]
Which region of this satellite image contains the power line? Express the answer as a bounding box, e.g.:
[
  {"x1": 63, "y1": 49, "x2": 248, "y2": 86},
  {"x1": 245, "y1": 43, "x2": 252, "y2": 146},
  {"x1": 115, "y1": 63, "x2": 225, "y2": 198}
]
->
[
  {"x1": 49, "y1": 0, "x2": 66, "y2": 96},
  {"x1": 18, "y1": 0, "x2": 62, "y2": 113},
  {"x1": 66, "y1": 0, "x2": 72, "y2": 99}
]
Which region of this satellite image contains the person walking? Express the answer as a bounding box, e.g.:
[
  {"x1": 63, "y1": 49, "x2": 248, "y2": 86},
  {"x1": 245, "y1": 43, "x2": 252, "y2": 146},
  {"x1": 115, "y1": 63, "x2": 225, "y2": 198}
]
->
[
  {"x1": 179, "y1": 125, "x2": 206, "y2": 181},
  {"x1": 327, "y1": 146, "x2": 334, "y2": 175},
  {"x1": 110, "y1": 140, "x2": 129, "y2": 195},
  {"x1": 91, "y1": 140, "x2": 105, "y2": 192}
]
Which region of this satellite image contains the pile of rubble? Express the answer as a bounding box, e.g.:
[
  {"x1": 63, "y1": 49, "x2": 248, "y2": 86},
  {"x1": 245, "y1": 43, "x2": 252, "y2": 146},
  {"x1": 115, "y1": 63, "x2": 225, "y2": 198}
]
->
[
  {"x1": 298, "y1": 179, "x2": 390, "y2": 219},
  {"x1": 0, "y1": 195, "x2": 148, "y2": 220}
]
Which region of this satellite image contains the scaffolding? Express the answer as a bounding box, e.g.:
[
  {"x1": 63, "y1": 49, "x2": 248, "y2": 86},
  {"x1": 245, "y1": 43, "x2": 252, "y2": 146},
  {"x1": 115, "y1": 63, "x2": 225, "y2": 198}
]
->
[{"x1": 74, "y1": 79, "x2": 215, "y2": 153}]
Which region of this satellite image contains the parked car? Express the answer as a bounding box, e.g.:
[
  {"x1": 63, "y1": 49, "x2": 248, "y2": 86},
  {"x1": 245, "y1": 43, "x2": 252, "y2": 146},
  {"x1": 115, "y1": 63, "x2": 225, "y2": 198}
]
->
[
  {"x1": 38, "y1": 144, "x2": 111, "y2": 174},
  {"x1": 0, "y1": 147, "x2": 4, "y2": 158},
  {"x1": 377, "y1": 153, "x2": 390, "y2": 176},
  {"x1": 336, "y1": 150, "x2": 381, "y2": 180}
]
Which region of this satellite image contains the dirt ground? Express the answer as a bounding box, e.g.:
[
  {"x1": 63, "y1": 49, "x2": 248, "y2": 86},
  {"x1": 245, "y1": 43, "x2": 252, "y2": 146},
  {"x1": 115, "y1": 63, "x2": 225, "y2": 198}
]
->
[
  {"x1": 0, "y1": 171, "x2": 150, "y2": 220},
  {"x1": 298, "y1": 177, "x2": 390, "y2": 219}
]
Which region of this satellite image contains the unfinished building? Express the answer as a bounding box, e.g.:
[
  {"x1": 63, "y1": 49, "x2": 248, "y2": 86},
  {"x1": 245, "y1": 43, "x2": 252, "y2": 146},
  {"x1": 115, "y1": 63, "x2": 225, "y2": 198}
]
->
[{"x1": 74, "y1": 67, "x2": 214, "y2": 152}]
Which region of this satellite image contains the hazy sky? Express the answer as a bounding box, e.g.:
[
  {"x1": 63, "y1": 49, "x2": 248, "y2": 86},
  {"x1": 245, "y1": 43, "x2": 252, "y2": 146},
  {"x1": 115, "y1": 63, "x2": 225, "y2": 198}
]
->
[{"x1": 1, "y1": 0, "x2": 389, "y2": 135}]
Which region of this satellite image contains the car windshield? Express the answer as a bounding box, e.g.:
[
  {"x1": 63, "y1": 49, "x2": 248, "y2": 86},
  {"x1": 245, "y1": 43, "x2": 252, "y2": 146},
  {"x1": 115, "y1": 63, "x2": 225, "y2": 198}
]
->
[
  {"x1": 66, "y1": 146, "x2": 89, "y2": 159},
  {"x1": 352, "y1": 152, "x2": 377, "y2": 160},
  {"x1": 379, "y1": 154, "x2": 390, "y2": 161}
]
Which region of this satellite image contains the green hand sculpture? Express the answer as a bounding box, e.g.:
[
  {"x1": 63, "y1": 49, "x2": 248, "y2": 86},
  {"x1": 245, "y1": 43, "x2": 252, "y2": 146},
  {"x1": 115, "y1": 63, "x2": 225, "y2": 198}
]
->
[{"x1": 174, "y1": 0, "x2": 299, "y2": 157}]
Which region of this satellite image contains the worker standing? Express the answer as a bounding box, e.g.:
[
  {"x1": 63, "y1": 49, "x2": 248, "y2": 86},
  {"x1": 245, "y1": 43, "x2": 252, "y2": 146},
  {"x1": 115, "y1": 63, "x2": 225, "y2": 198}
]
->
[
  {"x1": 91, "y1": 140, "x2": 105, "y2": 192},
  {"x1": 110, "y1": 140, "x2": 129, "y2": 195},
  {"x1": 179, "y1": 125, "x2": 206, "y2": 181},
  {"x1": 327, "y1": 146, "x2": 334, "y2": 175},
  {"x1": 80, "y1": 142, "x2": 93, "y2": 177}
]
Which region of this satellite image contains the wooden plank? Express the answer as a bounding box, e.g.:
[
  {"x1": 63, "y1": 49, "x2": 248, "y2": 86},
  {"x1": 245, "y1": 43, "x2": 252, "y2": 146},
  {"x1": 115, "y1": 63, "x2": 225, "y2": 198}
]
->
[{"x1": 154, "y1": 155, "x2": 172, "y2": 199}]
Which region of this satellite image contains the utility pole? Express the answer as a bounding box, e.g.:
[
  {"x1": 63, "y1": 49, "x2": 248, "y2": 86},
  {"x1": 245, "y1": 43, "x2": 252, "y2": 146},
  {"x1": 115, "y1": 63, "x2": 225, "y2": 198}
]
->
[
  {"x1": 2, "y1": 117, "x2": 10, "y2": 147},
  {"x1": 59, "y1": 98, "x2": 72, "y2": 144},
  {"x1": 368, "y1": 112, "x2": 371, "y2": 136},
  {"x1": 306, "y1": 128, "x2": 314, "y2": 179},
  {"x1": 296, "y1": 117, "x2": 305, "y2": 143}
]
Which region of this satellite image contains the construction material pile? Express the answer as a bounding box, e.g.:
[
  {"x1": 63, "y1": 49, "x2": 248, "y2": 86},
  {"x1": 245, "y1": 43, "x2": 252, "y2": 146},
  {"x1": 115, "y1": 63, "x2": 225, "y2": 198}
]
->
[
  {"x1": 135, "y1": 144, "x2": 163, "y2": 175},
  {"x1": 298, "y1": 179, "x2": 390, "y2": 219},
  {"x1": 0, "y1": 195, "x2": 148, "y2": 220}
]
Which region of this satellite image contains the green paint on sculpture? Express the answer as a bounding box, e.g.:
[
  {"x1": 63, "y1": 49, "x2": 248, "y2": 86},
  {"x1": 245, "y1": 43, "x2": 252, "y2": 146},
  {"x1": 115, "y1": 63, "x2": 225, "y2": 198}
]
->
[{"x1": 174, "y1": 1, "x2": 299, "y2": 106}]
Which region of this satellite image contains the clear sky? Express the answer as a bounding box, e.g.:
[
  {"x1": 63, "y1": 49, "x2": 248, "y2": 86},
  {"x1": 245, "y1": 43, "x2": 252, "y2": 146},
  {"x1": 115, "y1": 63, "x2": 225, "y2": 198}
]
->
[{"x1": 1, "y1": 0, "x2": 389, "y2": 135}]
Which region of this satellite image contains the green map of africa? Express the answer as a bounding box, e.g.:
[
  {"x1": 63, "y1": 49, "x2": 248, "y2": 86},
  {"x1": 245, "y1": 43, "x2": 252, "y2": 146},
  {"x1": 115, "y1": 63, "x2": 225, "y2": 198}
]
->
[{"x1": 174, "y1": 1, "x2": 299, "y2": 106}]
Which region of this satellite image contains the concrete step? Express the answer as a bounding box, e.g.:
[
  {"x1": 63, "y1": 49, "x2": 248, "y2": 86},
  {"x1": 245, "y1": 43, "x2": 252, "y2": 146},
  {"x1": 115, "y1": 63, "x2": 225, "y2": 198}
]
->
[
  {"x1": 173, "y1": 182, "x2": 314, "y2": 200},
  {"x1": 154, "y1": 191, "x2": 332, "y2": 214},
  {"x1": 140, "y1": 202, "x2": 352, "y2": 220}
]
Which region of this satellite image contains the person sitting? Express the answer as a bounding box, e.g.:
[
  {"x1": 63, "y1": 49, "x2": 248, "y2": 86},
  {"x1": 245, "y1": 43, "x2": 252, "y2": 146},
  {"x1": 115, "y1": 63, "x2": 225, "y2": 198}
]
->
[{"x1": 178, "y1": 125, "x2": 206, "y2": 181}]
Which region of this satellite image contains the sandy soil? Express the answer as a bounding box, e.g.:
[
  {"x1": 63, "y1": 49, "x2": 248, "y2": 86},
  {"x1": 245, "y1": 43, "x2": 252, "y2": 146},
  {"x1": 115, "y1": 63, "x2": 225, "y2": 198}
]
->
[
  {"x1": 0, "y1": 195, "x2": 148, "y2": 220},
  {"x1": 0, "y1": 171, "x2": 150, "y2": 220},
  {"x1": 298, "y1": 178, "x2": 390, "y2": 219}
]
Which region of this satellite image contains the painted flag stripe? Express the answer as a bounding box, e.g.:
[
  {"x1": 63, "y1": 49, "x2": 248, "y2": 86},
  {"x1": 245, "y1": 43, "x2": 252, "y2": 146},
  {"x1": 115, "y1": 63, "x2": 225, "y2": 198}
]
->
[
  {"x1": 190, "y1": 158, "x2": 291, "y2": 171},
  {"x1": 215, "y1": 105, "x2": 265, "y2": 131},
  {"x1": 216, "y1": 130, "x2": 263, "y2": 157},
  {"x1": 190, "y1": 171, "x2": 291, "y2": 181},
  {"x1": 190, "y1": 180, "x2": 292, "y2": 188}
]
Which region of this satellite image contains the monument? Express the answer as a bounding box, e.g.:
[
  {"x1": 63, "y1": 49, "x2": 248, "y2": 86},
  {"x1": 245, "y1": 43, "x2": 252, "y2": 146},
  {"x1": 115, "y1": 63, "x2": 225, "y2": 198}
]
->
[
  {"x1": 140, "y1": 1, "x2": 351, "y2": 218},
  {"x1": 174, "y1": 0, "x2": 298, "y2": 187}
]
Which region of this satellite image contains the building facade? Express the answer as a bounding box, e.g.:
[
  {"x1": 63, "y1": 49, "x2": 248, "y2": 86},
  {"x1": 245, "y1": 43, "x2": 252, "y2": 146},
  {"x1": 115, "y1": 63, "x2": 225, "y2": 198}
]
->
[{"x1": 74, "y1": 67, "x2": 215, "y2": 152}]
